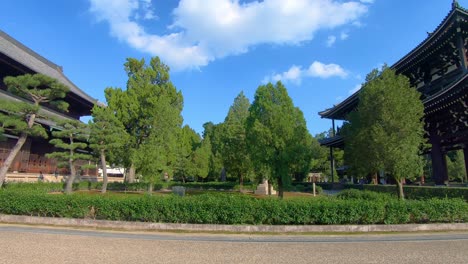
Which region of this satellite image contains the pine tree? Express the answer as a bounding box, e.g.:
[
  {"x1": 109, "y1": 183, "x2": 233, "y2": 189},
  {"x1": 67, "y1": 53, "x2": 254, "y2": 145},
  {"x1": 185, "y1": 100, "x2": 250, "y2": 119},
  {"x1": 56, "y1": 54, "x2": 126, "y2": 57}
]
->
[
  {"x1": 0, "y1": 74, "x2": 68, "y2": 186},
  {"x1": 47, "y1": 119, "x2": 92, "y2": 194},
  {"x1": 89, "y1": 105, "x2": 128, "y2": 193}
]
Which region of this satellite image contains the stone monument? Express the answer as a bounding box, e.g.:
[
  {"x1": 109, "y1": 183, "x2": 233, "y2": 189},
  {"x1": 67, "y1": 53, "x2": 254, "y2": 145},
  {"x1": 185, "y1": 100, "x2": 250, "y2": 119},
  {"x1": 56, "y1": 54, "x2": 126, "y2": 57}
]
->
[{"x1": 254, "y1": 179, "x2": 276, "y2": 195}]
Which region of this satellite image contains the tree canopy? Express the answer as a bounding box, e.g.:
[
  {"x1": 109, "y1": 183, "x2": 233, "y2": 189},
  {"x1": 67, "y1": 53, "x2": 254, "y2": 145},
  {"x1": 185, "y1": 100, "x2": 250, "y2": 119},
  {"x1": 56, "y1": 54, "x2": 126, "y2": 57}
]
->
[
  {"x1": 0, "y1": 74, "x2": 69, "y2": 187},
  {"x1": 105, "y1": 57, "x2": 183, "y2": 185},
  {"x1": 343, "y1": 67, "x2": 426, "y2": 199},
  {"x1": 219, "y1": 91, "x2": 252, "y2": 190},
  {"x1": 47, "y1": 119, "x2": 92, "y2": 194},
  {"x1": 246, "y1": 82, "x2": 312, "y2": 198},
  {"x1": 89, "y1": 105, "x2": 129, "y2": 193}
]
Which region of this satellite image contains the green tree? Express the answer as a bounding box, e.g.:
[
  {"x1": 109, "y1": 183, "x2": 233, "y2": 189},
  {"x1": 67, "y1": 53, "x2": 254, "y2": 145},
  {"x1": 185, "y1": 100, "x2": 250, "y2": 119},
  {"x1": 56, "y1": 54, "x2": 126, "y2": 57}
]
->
[
  {"x1": 0, "y1": 74, "x2": 69, "y2": 187},
  {"x1": 344, "y1": 67, "x2": 426, "y2": 199},
  {"x1": 174, "y1": 125, "x2": 210, "y2": 182},
  {"x1": 246, "y1": 82, "x2": 312, "y2": 198},
  {"x1": 219, "y1": 92, "x2": 252, "y2": 190},
  {"x1": 47, "y1": 119, "x2": 92, "y2": 194},
  {"x1": 105, "y1": 57, "x2": 183, "y2": 184},
  {"x1": 447, "y1": 150, "x2": 467, "y2": 183},
  {"x1": 89, "y1": 105, "x2": 129, "y2": 193},
  {"x1": 202, "y1": 122, "x2": 224, "y2": 180}
]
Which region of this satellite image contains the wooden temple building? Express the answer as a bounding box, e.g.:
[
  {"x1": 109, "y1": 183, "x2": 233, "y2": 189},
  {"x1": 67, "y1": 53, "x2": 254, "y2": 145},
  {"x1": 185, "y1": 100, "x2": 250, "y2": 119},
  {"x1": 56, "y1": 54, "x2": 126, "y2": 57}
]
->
[
  {"x1": 319, "y1": 1, "x2": 468, "y2": 185},
  {"x1": 0, "y1": 29, "x2": 97, "y2": 176}
]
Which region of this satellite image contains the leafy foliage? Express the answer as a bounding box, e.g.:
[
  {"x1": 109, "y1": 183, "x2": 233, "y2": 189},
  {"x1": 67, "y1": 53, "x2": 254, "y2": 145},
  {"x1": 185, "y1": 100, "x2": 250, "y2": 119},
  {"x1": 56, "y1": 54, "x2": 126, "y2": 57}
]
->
[
  {"x1": 0, "y1": 74, "x2": 69, "y2": 187},
  {"x1": 219, "y1": 92, "x2": 253, "y2": 189},
  {"x1": 343, "y1": 67, "x2": 426, "y2": 199},
  {"x1": 446, "y1": 150, "x2": 467, "y2": 183},
  {"x1": 0, "y1": 185, "x2": 466, "y2": 225},
  {"x1": 105, "y1": 57, "x2": 183, "y2": 185},
  {"x1": 246, "y1": 82, "x2": 312, "y2": 198},
  {"x1": 46, "y1": 119, "x2": 92, "y2": 194},
  {"x1": 89, "y1": 105, "x2": 129, "y2": 193}
]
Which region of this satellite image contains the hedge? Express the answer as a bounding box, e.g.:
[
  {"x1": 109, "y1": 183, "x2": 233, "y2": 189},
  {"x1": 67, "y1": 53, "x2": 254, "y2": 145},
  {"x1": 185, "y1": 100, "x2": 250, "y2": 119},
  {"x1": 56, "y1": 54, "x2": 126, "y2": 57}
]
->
[
  {"x1": 346, "y1": 184, "x2": 468, "y2": 201},
  {"x1": 0, "y1": 188, "x2": 466, "y2": 225}
]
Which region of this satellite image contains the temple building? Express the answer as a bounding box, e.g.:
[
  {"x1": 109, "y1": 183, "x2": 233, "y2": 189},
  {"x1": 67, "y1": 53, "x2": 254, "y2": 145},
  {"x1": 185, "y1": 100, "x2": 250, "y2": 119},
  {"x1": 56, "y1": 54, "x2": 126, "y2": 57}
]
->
[
  {"x1": 0, "y1": 29, "x2": 97, "y2": 175},
  {"x1": 319, "y1": 1, "x2": 468, "y2": 185}
]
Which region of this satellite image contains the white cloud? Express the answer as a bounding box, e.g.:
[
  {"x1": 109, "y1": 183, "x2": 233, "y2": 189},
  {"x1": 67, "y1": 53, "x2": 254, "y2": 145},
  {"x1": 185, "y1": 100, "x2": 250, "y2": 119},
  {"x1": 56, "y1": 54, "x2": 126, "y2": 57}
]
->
[
  {"x1": 340, "y1": 32, "x2": 349, "y2": 40},
  {"x1": 349, "y1": 84, "x2": 362, "y2": 94},
  {"x1": 307, "y1": 61, "x2": 348, "y2": 78},
  {"x1": 326, "y1": 35, "x2": 336, "y2": 47},
  {"x1": 89, "y1": 0, "x2": 371, "y2": 71},
  {"x1": 271, "y1": 65, "x2": 303, "y2": 84},
  {"x1": 263, "y1": 61, "x2": 347, "y2": 84},
  {"x1": 360, "y1": 0, "x2": 375, "y2": 3}
]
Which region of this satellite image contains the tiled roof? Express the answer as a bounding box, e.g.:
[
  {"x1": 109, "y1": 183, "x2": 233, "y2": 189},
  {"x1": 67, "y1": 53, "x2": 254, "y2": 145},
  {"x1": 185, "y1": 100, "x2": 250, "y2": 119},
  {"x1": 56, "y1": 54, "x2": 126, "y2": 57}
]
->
[{"x1": 0, "y1": 30, "x2": 97, "y2": 105}]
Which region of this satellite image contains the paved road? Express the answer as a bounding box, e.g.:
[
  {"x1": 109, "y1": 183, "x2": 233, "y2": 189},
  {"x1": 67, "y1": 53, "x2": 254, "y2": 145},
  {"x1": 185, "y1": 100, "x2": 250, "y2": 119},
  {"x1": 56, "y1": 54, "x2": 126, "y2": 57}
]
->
[{"x1": 1, "y1": 225, "x2": 467, "y2": 264}]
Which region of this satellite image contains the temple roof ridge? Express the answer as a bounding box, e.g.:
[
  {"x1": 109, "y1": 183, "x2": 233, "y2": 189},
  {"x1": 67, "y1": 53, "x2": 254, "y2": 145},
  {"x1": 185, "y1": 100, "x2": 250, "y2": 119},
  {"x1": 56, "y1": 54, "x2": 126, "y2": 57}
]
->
[{"x1": 0, "y1": 29, "x2": 97, "y2": 106}]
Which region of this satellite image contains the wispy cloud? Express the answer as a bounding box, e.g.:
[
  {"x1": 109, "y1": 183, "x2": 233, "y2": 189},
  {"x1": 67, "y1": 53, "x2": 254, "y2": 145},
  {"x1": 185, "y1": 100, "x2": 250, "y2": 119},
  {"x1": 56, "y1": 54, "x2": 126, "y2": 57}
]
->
[
  {"x1": 326, "y1": 35, "x2": 337, "y2": 47},
  {"x1": 89, "y1": 0, "x2": 372, "y2": 71},
  {"x1": 307, "y1": 61, "x2": 348, "y2": 79},
  {"x1": 340, "y1": 32, "x2": 349, "y2": 40},
  {"x1": 263, "y1": 61, "x2": 348, "y2": 84}
]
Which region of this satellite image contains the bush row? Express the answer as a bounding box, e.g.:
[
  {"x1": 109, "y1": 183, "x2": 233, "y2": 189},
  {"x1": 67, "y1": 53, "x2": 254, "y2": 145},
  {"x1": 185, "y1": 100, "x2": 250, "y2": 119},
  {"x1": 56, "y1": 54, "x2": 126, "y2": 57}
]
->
[
  {"x1": 3, "y1": 181, "x2": 255, "y2": 193},
  {"x1": 0, "y1": 189, "x2": 466, "y2": 225},
  {"x1": 346, "y1": 184, "x2": 468, "y2": 201}
]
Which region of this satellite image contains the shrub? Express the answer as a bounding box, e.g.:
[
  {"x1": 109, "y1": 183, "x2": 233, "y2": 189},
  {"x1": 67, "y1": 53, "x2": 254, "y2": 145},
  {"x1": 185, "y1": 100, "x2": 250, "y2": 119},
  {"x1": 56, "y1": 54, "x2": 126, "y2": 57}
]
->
[
  {"x1": 353, "y1": 185, "x2": 468, "y2": 201},
  {"x1": 0, "y1": 186, "x2": 466, "y2": 225},
  {"x1": 337, "y1": 189, "x2": 394, "y2": 201}
]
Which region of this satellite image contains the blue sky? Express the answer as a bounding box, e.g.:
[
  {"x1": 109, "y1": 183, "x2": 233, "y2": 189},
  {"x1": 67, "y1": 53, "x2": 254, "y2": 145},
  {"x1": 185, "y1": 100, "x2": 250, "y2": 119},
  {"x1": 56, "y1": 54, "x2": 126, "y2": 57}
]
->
[{"x1": 0, "y1": 0, "x2": 462, "y2": 136}]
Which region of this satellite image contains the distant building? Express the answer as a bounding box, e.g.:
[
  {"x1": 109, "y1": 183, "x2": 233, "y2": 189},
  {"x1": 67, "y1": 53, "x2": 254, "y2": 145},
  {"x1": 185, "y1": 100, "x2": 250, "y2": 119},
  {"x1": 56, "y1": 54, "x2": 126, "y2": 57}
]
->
[
  {"x1": 0, "y1": 30, "x2": 97, "y2": 175},
  {"x1": 319, "y1": 2, "x2": 468, "y2": 184}
]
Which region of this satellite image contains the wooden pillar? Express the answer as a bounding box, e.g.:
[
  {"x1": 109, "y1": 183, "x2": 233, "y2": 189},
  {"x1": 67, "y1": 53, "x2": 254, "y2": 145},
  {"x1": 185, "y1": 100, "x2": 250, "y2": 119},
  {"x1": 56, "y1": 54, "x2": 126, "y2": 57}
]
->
[
  {"x1": 330, "y1": 146, "x2": 335, "y2": 184},
  {"x1": 332, "y1": 119, "x2": 336, "y2": 137},
  {"x1": 430, "y1": 135, "x2": 448, "y2": 185}
]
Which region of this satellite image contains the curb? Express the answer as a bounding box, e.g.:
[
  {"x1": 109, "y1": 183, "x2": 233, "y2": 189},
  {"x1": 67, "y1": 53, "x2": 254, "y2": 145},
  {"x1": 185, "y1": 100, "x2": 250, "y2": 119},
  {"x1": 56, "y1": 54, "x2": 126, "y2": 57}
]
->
[{"x1": 1, "y1": 214, "x2": 467, "y2": 233}]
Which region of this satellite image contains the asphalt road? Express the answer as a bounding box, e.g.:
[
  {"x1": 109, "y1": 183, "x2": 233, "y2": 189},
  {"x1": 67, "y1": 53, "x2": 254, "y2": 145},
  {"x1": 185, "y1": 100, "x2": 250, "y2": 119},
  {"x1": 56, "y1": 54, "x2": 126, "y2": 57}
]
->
[{"x1": 1, "y1": 225, "x2": 467, "y2": 264}]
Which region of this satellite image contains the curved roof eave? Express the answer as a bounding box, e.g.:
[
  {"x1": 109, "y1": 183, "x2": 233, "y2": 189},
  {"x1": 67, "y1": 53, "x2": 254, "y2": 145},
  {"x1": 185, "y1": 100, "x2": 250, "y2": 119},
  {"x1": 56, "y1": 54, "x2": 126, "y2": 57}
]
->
[
  {"x1": 319, "y1": 4, "x2": 468, "y2": 120},
  {"x1": 0, "y1": 30, "x2": 97, "y2": 106}
]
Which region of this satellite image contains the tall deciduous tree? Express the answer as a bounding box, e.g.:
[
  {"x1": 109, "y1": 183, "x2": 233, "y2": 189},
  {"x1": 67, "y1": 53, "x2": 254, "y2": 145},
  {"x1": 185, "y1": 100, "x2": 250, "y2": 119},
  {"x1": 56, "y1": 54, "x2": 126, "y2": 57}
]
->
[
  {"x1": 220, "y1": 92, "x2": 252, "y2": 190},
  {"x1": 89, "y1": 105, "x2": 128, "y2": 193},
  {"x1": 0, "y1": 74, "x2": 69, "y2": 186},
  {"x1": 174, "y1": 125, "x2": 210, "y2": 182},
  {"x1": 246, "y1": 82, "x2": 312, "y2": 198},
  {"x1": 105, "y1": 57, "x2": 183, "y2": 184},
  {"x1": 46, "y1": 119, "x2": 92, "y2": 194},
  {"x1": 344, "y1": 67, "x2": 426, "y2": 199},
  {"x1": 202, "y1": 122, "x2": 224, "y2": 181}
]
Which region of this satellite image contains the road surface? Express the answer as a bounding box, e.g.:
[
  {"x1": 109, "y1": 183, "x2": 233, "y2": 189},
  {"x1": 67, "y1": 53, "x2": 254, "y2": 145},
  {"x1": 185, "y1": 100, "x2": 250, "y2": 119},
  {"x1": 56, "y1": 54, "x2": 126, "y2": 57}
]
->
[{"x1": 0, "y1": 225, "x2": 467, "y2": 263}]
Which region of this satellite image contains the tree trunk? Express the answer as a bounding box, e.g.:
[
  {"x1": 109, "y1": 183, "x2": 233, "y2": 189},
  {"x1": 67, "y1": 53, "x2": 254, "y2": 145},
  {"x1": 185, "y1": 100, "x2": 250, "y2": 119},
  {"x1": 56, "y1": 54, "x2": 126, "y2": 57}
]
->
[
  {"x1": 100, "y1": 149, "x2": 108, "y2": 194},
  {"x1": 268, "y1": 181, "x2": 272, "y2": 196},
  {"x1": 278, "y1": 177, "x2": 284, "y2": 199},
  {"x1": 0, "y1": 113, "x2": 36, "y2": 188},
  {"x1": 396, "y1": 179, "x2": 405, "y2": 200},
  {"x1": 64, "y1": 143, "x2": 76, "y2": 194},
  {"x1": 148, "y1": 182, "x2": 154, "y2": 194},
  {"x1": 127, "y1": 163, "x2": 136, "y2": 183},
  {"x1": 65, "y1": 158, "x2": 76, "y2": 194},
  {"x1": 0, "y1": 133, "x2": 27, "y2": 187},
  {"x1": 239, "y1": 173, "x2": 244, "y2": 192}
]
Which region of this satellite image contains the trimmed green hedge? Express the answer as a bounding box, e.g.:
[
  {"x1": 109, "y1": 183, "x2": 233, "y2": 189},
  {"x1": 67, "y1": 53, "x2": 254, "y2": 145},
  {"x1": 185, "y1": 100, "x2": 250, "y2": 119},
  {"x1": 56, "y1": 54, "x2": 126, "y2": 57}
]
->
[
  {"x1": 0, "y1": 187, "x2": 466, "y2": 225},
  {"x1": 346, "y1": 184, "x2": 468, "y2": 201}
]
